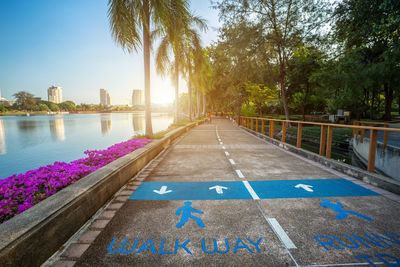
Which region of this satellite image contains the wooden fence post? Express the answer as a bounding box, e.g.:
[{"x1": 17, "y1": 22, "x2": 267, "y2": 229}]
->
[
  {"x1": 297, "y1": 123, "x2": 302, "y2": 148},
  {"x1": 270, "y1": 120, "x2": 275, "y2": 138},
  {"x1": 326, "y1": 126, "x2": 333, "y2": 158},
  {"x1": 360, "y1": 123, "x2": 365, "y2": 143},
  {"x1": 383, "y1": 123, "x2": 388, "y2": 152},
  {"x1": 251, "y1": 118, "x2": 254, "y2": 130},
  {"x1": 319, "y1": 125, "x2": 327, "y2": 156},
  {"x1": 262, "y1": 120, "x2": 265, "y2": 135},
  {"x1": 368, "y1": 129, "x2": 378, "y2": 172},
  {"x1": 282, "y1": 121, "x2": 286, "y2": 142},
  {"x1": 256, "y1": 119, "x2": 258, "y2": 132}
]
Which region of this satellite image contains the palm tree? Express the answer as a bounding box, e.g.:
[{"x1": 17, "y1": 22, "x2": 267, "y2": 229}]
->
[
  {"x1": 192, "y1": 49, "x2": 212, "y2": 119},
  {"x1": 184, "y1": 42, "x2": 206, "y2": 121},
  {"x1": 108, "y1": 0, "x2": 190, "y2": 137},
  {"x1": 155, "y1": 10, "x2": 207, "y2": 124}
]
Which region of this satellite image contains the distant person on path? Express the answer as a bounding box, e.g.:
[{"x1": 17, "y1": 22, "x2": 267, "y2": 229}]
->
[
  {"x1": 175, "y1": 201, "x2": 205, "y2": 228},
  {"x1": 319, "y1": 199, "x2": 373, "y2": 221},
  {"x1": 207, "y1": 112, "x2": 211, "y2": 123}
]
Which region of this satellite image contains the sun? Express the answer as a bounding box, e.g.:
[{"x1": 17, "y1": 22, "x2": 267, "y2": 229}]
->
[{"x1": 151, "y1": 75, "x2": 187, "y2": 105}]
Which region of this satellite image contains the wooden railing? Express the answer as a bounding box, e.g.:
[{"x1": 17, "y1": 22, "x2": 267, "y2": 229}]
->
[
  {"x1": 236, "y1": 116, "x2": 400, "y2": 173},
  {"x1": 353, "y1": 121, "x2": 400, "y2": 152}
]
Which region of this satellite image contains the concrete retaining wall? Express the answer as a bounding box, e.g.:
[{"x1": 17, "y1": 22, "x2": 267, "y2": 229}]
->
[
  {"x1": 352, "y1": 136, "x2": 400, "y2": 181},
  {"x1": 241, "y1": 126, "x2": 400, "y2": 195},
  {"x1": 0, "y1": 121, "x2": 202, "y2": 267}
]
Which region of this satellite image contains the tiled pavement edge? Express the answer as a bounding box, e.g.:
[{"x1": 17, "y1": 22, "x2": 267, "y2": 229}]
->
[{"x1": 44, "y1": 132, "x2": 188, "y2": 267}]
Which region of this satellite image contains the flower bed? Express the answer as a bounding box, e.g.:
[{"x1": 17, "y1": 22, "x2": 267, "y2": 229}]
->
[{"x1": 0, "y1": 138, "x2": 152, "y2": 224}]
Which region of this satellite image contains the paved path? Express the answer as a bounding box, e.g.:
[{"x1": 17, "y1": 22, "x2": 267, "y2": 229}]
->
[{"x1": 51, "y1": 119, "x2": 400, "y2": 267}]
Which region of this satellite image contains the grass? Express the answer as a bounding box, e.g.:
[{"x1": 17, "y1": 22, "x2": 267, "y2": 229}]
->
[
  {"x1": 0, "y1": 111, "x2": 49, "y2": 116},
  {"x1": 133, "y1": 118, "x2": 204, "y2": 140}
]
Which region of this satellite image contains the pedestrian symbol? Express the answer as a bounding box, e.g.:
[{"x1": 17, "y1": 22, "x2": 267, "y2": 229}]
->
[
  {"x1": 319, "y1": 199, "x2": 373, "y2": 221},
  {"x1": 175, "y1": 201, "x2": 205, "y2": 228}
]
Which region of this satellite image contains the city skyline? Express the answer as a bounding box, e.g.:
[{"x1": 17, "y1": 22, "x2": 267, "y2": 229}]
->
[
  {"x1": 99, "y1": 88, "x2": 111, "y2": 106},
  {"x1": 0, "y1": 1, "x2": 220, "y2": 105},
  {"x1": 47, "y1": 86, "x2": 62, "y2": 104}
]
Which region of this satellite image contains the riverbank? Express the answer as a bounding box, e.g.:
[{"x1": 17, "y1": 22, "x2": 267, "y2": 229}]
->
[{"x1": 0, "y1": 137, "x2": 152, "y2": 224}]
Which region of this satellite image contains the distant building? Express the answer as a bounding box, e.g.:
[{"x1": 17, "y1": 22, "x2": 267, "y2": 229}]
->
[
  {"x1": 132, "y1": 89, "x2": 144, "y2": 107},
  {"x1": 100, "y1": 88, "x2": 111, "y2": 106},
  {"x1": 47, "y1": 86, "x2": 62, "y2": 103},
  {"x1": 0, "y1": 90, "x2": 10, "y2": 105},
  {"x1": 34, "y1": 97, "x2": 42, "y2": 101}
]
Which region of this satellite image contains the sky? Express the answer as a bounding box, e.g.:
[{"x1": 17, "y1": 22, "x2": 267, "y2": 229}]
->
[{"x1": 0, "y1": 0, "x2": 221, "y2": 105}]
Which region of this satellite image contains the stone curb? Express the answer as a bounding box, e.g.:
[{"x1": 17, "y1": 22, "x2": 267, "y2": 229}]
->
[
  {"x1": 241, "y1": 126, "x2": 400, "y2": 195},
  {"x1": 0, "y1": 121, "x2": 203, "y2": 267}
]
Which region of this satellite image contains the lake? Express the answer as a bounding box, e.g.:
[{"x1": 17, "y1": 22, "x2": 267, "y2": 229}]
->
[{"x1": 0, "y1": 113, "x2": 173, "y2": 179}]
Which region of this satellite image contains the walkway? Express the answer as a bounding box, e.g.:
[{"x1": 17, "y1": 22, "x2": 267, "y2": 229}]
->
[{"x1": 51, "y1": 119, "x2": 400, "y2": 266}]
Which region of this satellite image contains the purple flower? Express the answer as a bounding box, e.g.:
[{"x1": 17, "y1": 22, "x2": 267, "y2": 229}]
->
[{"x1": 0, "y1": 138, "x2": 152, "y2": 224}]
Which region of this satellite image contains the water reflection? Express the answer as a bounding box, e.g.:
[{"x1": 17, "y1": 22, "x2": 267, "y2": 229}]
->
[
  {"x1": 0, "y1": 119, "x2": 5, "y2": 154},
  {"x1": 49, "y1": 118, "x2": 65, "y2": 141},
  {"x1": 101, "y1": 114, "x2": 112, "y2": 135},
  {"x1": 132, "y1": 115, "x2": 144, "y2": 134},
  {"x1": 17, "y1": 120, "x2": 39, "y2": 132}
]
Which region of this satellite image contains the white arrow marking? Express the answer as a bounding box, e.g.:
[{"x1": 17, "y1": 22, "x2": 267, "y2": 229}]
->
[
  {"x1": 295, "y1": 184, "x2": 314, "y2": 192},
  {"x1": 209, "y1": 185, "x2": 228, "y2": 194},
  {"x1": 153, "y1": 186, "x2": 172, "y2": 195}
]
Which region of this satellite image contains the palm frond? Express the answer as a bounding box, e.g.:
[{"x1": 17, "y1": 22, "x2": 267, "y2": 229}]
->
[
  {"x1": 155, "y1": 36, "x2": 171, "y2": 75},
  {"x1": 108, "y1": 0, "x2": 142, "y2": 53}
]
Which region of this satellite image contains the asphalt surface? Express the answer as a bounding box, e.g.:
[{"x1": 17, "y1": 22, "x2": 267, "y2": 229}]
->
[{"x1": 75, "y1": 118, "x2": 400, "y2": 266}]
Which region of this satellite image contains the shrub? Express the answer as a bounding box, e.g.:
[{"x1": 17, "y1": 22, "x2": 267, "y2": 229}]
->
[{"x1": 0, "y1": 138, "x2": 151, "y2": 223}]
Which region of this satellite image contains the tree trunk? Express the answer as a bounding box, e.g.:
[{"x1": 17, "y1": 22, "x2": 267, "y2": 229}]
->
[
  {"x1": 143, "y1": 0, "x2": 153, "y2": 137},
  {"x1": 384, "y1": 83, "x2": 393, "y2": 121},
  {"x1": 202, "y1": 93, "x2": 206, "y2": 116},
  {"x1": 280, "y1": 78, "x2": 290, "y2": 121},
  {"x1": 188, "y1": 80, "x2": 192, "y2": 121},
  {"x1": 370, "y1": 88, "x2": 375, "y2": 120},
  {"x1": 174, "y1": 59, "x2": 179, "y2": 124},
  {"x1": 302, "y1": 83, "x2": 310, "y2": 121},
  {"x1": 196, "y1": 88, "x2": 200, "y2": 119},
  {"x1": 398, "y1": 94, "x2": 400, "y2": 115}
]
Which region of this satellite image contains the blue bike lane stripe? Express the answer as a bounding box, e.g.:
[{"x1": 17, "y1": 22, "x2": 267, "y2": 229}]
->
[
  {"x1": 129, "y1": 181, "x2": 253, "y2": 200},
  {"x1": 129, "y1": 179, "x2": 379, "y2": 200},
  {"x1": 248, "y1": 179, "x2": 379, "y2": 199}
]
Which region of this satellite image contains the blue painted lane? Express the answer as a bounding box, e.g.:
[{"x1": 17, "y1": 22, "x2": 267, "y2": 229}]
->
[
  {"x1": 129, "y1": 181, "x2": 253, "y2": 200},
  {"x1": 249, "y1": 179, "x2": 379, "y2": 199},
  {"x1": 129, "y1": 179, "x2": 380, "y2": 201}
]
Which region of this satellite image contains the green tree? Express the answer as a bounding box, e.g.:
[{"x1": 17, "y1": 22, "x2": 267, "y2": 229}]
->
[
  {"x1": 59, "y1": 101, "x2": 76, "y2": 111},
  {"x1": 334, "y1": 0, "x2": 400, "y2": 120},
  {"x1": 214, "y1": 0, "x2": 330, "y2": 121},
  {"x1": 0, "y1": 104, "x2": 6, "y2": 113},
  {"x1": 108, "y1": 0, "x2": 184, "y2": 137},
  {"x1": 12, "y1": 91, "x2": 37, "y2": 111},
  {"x1": 245, "y1": 82, "x2": 278, "y2": 115},
  {"x1": 287, "y1": 45, "x2": 325, "y2": 120}
]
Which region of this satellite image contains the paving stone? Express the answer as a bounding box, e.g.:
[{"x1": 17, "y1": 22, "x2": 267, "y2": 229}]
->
[
  {"x1": 100, "y1": 210, "x2": 116, "y2": 219},
  {"x1": 51, "y1": 260, "x2": 76, "y2": 267},
  {"x1": 119, "y1": 190, "x2": 134, "y2": 196},
  {"x1": 78, "y1": 230, "x2": 101, "y2": 243},
  {"x1": 115, "y1": 195, "x2": 130, "y2": 202},
  {"x1": 90, "y1": 219, "x2": 110, "y2": 229},
  {"x1": 61, "y1": 244, "x2": 90, "y2": 258},
  {"x1": 108, "y1": 203, "x2": 124, "y2": 210}
]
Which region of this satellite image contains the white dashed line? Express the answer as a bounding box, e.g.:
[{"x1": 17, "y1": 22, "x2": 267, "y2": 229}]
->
[
  {"x1": 224, "y1": 151, "x2": 230, "y2": 156},
  {"x1": 267, "y1": 218, "x2": 297, "y2": 249},
  {"x1": 235, "y1": 169, "x2": 244, "y2": 178},
  {"x1": 242, "y1": 181, "x2": 260, "y2": 200},
  {"x1": 222, "y1": 146, "x2": 226, "y2": 149},
  {"x1": 219, "y1": 141, "x2": 223, "y2": 145},
  {"x1": 229, "y1": 159, "x2": 236, "y2": 165}
]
